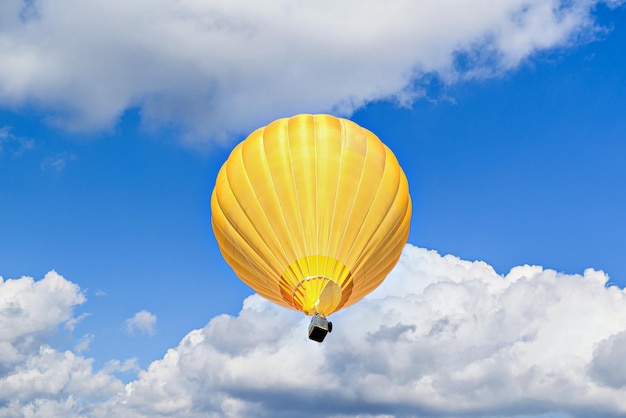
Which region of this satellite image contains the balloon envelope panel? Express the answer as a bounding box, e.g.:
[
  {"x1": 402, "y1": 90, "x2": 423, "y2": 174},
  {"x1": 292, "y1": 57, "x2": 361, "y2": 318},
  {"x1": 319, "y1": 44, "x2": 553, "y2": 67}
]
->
[{"x1": 211, "y1": 114, "x2": 411, "y2": 316}]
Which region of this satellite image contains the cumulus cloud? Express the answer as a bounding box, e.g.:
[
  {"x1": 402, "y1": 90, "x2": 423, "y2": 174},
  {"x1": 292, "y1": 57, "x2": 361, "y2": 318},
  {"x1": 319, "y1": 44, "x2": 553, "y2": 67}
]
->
[
  {"x1": 0, "y1": 1, "x2": 623, "y2": 144},
  {"x1": 124, "y1": 310, "x2": 157, "y2": 336},
  {"x1": 0, "y1": 271, "x2": 85, "y2": 363},
  {"x1": 588, "y1": 330, "x2": 626, "y2": 388},
  {"x1": 5, "y1": 248, "x2": 626, "y2": 417},
  {"x1": 97, "y1": 245, "x2": 626, "y2": 418},
  {"x1": 0, "y1": 272, "x2": 123, "y2": 416}
]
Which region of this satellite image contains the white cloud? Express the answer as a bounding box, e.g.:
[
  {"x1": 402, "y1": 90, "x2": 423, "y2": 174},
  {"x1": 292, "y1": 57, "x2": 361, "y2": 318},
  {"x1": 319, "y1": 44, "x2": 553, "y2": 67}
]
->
[
  {"x1": 0, "y1": 271, "x2": 85, "y2": 361},
  {"x1": 0, "y1": 1, "x2": 622, "y2": 144},
  {"x1": 0, "y1": 272, "x2": 123, "y2": 417},
  {"x1": 124, "y1": 310, "x2": 157, "y2": 337},
  {"x1": 5, "y1": 249, "x2": 626, "y2": 417},
  {"x1": 74, "y1": 333, "x2": 94, "y2": 354},
  {"x1": 0, "y1": 346, "x2": 120, "y2": 403},
  {"x1": 104, "y1": 358, "x2": 140, "y2": 375},
  {"x1": 588, "y1": 330, "x2": 626, "y2": 388},
  {"x1": 97, "y1": 245, "x2": 626, "y2": 418},
  {"x1": 0, "y1": 126, "x2": 34, "y2": 157},
  {"x1": 40, "y1": 151, "x2": 77, "y2": 172},
  {"x1": 65, "y1": 312, "x2": 91, "y2": 332}
]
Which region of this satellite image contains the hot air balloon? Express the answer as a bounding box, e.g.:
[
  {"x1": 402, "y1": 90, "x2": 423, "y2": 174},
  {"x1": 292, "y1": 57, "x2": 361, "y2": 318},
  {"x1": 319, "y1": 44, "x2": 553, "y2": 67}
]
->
[{"x1": 211, "y1": 114, "x2": 411, "y2": 342}]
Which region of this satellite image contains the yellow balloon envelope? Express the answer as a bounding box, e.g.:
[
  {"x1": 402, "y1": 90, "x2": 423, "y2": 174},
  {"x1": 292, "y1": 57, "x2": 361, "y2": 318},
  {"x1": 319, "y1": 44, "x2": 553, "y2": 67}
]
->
[{"x1": 211, "y1": 114, "x2": 411, "y2": 316}]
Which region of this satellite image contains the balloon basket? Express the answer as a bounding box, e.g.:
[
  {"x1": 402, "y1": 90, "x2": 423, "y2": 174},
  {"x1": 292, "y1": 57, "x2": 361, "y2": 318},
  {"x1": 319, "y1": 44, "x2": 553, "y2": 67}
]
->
[{"x1": 308, "y1": 314, "x2": 332, "y2": 343}]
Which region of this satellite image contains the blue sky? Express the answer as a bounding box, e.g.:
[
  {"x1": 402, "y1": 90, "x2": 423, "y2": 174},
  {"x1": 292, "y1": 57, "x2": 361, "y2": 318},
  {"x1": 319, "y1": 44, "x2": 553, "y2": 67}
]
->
[{"x1": 1, "y1": 1, "x2": 626, "y2": 417}]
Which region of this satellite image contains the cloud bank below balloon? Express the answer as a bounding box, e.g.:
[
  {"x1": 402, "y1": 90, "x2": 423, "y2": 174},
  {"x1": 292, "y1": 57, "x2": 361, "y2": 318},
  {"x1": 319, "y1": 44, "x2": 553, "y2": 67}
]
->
[
  {"x1": 3, "y1": 245, "x2": 626, "y2": 417},
  {"x1": 0, "y1": 0, "x2": 623, "y2": 144}
]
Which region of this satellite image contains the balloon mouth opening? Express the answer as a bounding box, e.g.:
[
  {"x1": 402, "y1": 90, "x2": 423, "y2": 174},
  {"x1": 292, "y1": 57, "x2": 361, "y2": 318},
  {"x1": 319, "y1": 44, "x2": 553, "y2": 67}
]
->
[
  {"x1": 279, "y1": 255, "x2": 354, "y2": 315},
  {"x1": 291, "y1": 276, "x2": 343, "y2": 316}
]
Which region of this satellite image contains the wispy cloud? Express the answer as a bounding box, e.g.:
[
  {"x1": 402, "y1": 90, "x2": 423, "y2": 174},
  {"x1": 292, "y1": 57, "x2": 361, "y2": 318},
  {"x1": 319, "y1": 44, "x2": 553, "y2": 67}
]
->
[
  {"x1": 124, "y1": 310, "x2": 157, "y2": 337},
  {"x1": 0, "y1": 126, "x2": 34, "y2": 157},
  {"x1": 104, "y1": 358, "x2": 140, "y2": 374},
  {"x1": 0, "y1": 1, "x2": 622, "y2": 144},
  {"x1": 65, "y1": 312, "x2": 91, "y2": 332},
  {"x1": 74, "y1": 333, "x2": 94, "y2": 354},
  {"x1": 40, "y1": 151, "x2": 77, "y2": 172}
]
